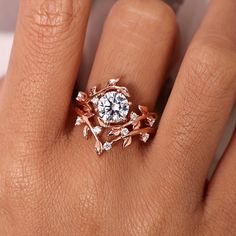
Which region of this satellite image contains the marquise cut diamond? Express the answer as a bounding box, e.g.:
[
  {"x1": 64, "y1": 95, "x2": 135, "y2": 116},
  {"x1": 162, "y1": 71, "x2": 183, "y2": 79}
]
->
[{"x1": 130, "y1": 112, "x2": 139, "y2": 121}]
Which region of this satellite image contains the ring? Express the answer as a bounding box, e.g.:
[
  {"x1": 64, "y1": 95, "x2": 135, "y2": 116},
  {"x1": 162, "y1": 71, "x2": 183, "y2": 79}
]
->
[{"x1": 75, "y1": 78, "x2": 157, "y2": 155}]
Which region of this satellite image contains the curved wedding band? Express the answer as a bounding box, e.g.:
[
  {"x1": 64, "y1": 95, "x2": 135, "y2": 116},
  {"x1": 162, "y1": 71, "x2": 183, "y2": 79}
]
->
[{"x1": 75, "y1": 78, "x2": 157, "y2": 155}]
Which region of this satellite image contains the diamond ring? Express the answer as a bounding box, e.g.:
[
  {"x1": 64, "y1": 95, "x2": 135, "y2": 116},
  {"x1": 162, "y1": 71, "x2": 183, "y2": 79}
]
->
[{"x1": 75, "y1": 78, "x2": 157, "y2": 155}]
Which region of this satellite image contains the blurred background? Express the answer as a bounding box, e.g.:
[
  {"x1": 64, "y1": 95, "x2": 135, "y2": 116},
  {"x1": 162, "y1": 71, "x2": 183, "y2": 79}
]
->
[
  {"x1": 0, "y1": 0, "x2": 208, "y2": 77},
  {"x1": 0, "y1": 0, "x2": 235, "y2": 169}
]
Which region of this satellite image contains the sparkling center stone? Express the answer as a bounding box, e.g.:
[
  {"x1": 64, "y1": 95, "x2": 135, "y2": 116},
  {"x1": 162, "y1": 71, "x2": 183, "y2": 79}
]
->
[{"x1": 97, "y1": 91, "x2": 129, "y2": 123}]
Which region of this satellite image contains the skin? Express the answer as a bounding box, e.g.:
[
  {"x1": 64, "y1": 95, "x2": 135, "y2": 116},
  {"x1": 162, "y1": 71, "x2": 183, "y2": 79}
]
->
[{"x1": 0, "y1": 0, "x2": 236, "y2": 235}]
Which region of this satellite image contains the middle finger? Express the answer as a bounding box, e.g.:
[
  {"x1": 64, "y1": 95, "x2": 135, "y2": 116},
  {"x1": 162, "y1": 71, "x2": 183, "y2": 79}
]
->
[{"x1": 1, "y1": 0, "x2": 91, "y2": 140}]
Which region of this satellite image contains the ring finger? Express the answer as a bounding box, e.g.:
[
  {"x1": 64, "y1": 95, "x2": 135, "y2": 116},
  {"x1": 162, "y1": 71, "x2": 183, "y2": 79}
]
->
[
  {"x1": 88, "y1": 0, "x2": 176, "y2": 109},
  {"x1": 72, "y1": 0, "x2": 177, "y2": 153}
]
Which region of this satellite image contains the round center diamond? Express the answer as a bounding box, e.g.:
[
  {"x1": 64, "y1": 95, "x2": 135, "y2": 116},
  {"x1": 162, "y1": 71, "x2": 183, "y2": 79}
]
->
[{"x1": 97, "y1": 91, "x2": 129, "y2": 123}]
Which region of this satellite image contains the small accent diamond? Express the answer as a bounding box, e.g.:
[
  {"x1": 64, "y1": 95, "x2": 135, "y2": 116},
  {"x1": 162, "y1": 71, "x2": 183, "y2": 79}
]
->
[
  {"x1": 76, "y1": 92, "x2": 86, "y2": 102},
  {"x1": 103, "y1": 142, "x2": 112, "y2": 151},
  {"x1": 93, "y1": 126, "x2": 102, "y2": 135},
  {"x1": 108, "y1": 78, "x2": 120, "y2": 86},
  {"x1": 130, "y1": 112, "x2": 139, "y2": 121},
  {"x1": 121, "y1": 128, "x2": 129, "y2": 137},
  {"x1": 91, "y1": 97, "x2": 99, "y2": 105},
  {"x1": 75, "y1": 117, "x2": 82, "y2": 126},
  {"x1": 148, "y1": 119, "x2": 156, "y2": 127},
  {"x1": 141, "y1": 133, "x2": 150, "y2": 143},
  {"x1": 148, "y1": 118, "x2": 156, "y2": 127}
]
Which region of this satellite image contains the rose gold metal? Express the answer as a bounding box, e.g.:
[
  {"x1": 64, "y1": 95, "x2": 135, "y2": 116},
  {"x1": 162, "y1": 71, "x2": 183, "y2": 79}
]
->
[{"x1": 75, "y1": 78, "x2": 157, "y2": 155}]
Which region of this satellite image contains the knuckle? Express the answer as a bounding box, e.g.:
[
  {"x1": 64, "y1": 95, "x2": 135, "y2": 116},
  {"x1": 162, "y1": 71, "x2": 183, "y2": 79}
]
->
[
  {"x1": 20, "y1": 0, "x2": 89, "y2": 45},
  {"x1": 0, "y1": 138, "x2": 57, "y2": 200},
  {"x1": 113, "y1": 0, "x2": 176, "y2": 20},
  {"x1": 185, "y1": 43, "x2": 236, "y2": 96},
  {"x1": 197, "y1": 30, "x2": 236, "y2": 56},
  {"x1": 32, "y1": 4, "x2": 73, "y2": 34},
  {"x1": 16, "y1": 0, "x2": 90, "y2": 80},
  {"x1": 182, "y1": 45, "x2": 236, "y2": 97},
  {"x1": 23, "y1": 0, "x2": 74, "y2": 42},
  {"x1": 154, "y1": 0, "x2": 177, "y2": 27},
  {"x1": 0, "y1": 158, "x2": 42, "y2": 203},
  {"x1": 0, "y1": 148, "x2": 58, "y2": 207},
  {"x1": 108, "y1": 0, "x2": 177, "y2": 42},
  {"x1": 164, "y1": 43, "x2": 236, "y2": 158}
]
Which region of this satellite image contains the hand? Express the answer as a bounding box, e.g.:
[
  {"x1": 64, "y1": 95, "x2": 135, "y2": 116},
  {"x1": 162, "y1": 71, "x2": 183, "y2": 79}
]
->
[{"x1": 0, "y1": 0, "x2": 236, "y2": 235}]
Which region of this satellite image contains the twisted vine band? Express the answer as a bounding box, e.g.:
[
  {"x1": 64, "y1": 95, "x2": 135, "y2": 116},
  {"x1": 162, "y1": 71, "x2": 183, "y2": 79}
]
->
[{"x1": 75, "y1": 78, "x2": 157, "y2": 155}]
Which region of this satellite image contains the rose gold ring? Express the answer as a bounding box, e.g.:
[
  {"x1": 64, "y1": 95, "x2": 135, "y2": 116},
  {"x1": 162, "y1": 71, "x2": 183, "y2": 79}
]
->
[{"x1": 75, "y1": 78, "x2": 157, "y2": 155}]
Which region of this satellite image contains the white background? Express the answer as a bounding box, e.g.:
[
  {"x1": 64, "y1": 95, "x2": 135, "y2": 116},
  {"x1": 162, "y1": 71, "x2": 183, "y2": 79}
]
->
[{"x1": 0, "y1": 0, "x2": 208, "y2": 77}]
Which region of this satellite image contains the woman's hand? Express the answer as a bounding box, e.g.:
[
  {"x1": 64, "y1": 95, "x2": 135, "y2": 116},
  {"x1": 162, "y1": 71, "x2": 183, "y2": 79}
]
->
[{"x1": 0, "y1": 0, "x2": 236, "y2": 235}]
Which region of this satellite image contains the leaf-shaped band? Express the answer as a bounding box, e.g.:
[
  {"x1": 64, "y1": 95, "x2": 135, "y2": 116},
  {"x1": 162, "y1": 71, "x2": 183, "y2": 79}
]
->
[{"x1": 75, "y1": 78, "x2": 158, "y2": 156}]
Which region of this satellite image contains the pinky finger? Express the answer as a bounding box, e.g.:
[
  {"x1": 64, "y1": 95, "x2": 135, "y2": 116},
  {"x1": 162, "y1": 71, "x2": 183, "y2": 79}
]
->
[{"x1": 204, "y1": 122, "x2": 236, "y2": 232}]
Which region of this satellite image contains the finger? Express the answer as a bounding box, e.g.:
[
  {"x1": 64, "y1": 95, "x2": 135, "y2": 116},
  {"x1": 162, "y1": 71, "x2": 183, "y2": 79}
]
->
[
  {"x1": 0, "y1": 78, "x2": 4, "y2": 94},
  {"x1": 149, "y1": 0, "x2": 236, "y2": 201},
  {"x1": 204, "y1": 121, "x2": 236, "y2": 229},
  {"x1": 78, "y1": 0, "x2": 116, "y2": 88},
  {"x1": 0, "y1": 78, "x2": 3, "y2": 87},
  {"x1": 1, "y1": 0, "x2": 91, "y2": 138},
  {"x1": 86, "y1": 0, "x2": 177, "y2": 109}
]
